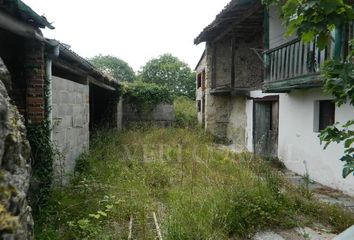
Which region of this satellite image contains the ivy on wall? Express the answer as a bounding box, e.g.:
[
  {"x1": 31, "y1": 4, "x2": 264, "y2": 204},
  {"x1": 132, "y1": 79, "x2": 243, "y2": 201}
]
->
[
  {"x1": 27, "y1": 75, "x2": 56, "y2": 214},
  {"x1": 122, "y1": 82, "x2": 173, "y2": 113}
]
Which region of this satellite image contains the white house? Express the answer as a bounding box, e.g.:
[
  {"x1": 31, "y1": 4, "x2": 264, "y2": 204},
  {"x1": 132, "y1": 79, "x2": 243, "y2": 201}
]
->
[{"x1": 194, "y1": 0, "x2": 354, "y2": 196}]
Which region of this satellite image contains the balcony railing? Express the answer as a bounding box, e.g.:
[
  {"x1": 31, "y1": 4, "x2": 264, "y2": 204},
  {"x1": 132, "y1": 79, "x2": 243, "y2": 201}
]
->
[{"x1": 265, "y1": 38, "x2": 331, "y2": 82}]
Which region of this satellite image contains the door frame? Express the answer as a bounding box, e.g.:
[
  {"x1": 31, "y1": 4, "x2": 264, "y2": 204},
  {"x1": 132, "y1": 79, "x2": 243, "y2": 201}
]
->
[{"x1": 252, "y1": 95, "x2": 279, "y2": 156}]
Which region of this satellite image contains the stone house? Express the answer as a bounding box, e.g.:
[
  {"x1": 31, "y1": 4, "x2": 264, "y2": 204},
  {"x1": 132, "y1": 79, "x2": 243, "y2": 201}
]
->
[
  {"x1": 195, "y1": 0, "x2": 354, "y2": 196},
  {"x1": 0, "y1": 1, "x2": 122, "y2": 182},
  {"x1": 195, "y1": 50, "x2": 206, "y2": 125}
]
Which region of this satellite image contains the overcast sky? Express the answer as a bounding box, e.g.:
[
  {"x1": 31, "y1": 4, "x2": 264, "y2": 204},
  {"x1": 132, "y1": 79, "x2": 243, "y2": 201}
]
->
[{"x1": 24, "y1": 0, "x2": 230, "y2": 71}]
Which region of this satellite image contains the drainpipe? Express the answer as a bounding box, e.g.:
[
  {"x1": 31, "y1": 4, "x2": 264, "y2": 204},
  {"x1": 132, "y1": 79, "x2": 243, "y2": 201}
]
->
[{"x1": 46, "y1": 40, "x2": 60, "y2": 141}]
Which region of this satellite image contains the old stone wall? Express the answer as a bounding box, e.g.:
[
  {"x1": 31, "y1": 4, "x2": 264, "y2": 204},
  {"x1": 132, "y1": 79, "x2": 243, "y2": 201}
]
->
[
  {"x1": 51, "y1": 76, "x2": 89, "y2": 183},
  {"x1": 0, "y1": 57, "x2": 33, "y2": 239},
  {"x1": 215, "y1": 37, "x2": 232, "y2": 87},
  {"x1": 234, "y1": 33, "x2": 264, "y2": 90},
  {"x1": 204, "y1": 93, "x2": 230, "y2": 139},
  {"x1": 123, "y1": 103, "x2": 175, "y2": 127},
  {"x1": 204, "y1": 42, "x2": 248, "y2": 148}
]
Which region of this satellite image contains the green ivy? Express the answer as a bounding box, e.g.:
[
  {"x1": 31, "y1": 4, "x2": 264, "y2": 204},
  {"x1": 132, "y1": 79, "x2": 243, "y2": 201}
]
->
[
  {"x1": 123, "y1": 82, "x2": 173, "y2": 113},
  {"x1": 28, "y1": 73, "x2": 56, "y2": 214}
]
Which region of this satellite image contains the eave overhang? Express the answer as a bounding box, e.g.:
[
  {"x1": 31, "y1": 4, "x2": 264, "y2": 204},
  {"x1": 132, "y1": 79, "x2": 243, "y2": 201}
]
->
[{"x1": 194, "y1": 0, "x2": 262, "y2": 45}]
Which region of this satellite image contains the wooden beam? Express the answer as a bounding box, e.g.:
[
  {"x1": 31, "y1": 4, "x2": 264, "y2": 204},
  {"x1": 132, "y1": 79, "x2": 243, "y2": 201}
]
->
[
  {"x1": 54, "y1": 59, "x2": 87, "y2": 78},
  {"x1": 88, "y1": 75, "x2": 116, "y2": 91},
  {"x1": 212, "y1": 3, "x2": 263, "y2": 43}
]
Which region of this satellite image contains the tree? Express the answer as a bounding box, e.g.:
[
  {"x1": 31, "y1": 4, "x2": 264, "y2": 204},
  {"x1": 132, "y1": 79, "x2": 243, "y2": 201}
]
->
[
  {"x1": 263, "y1": 0, "x2": 354, "y2": 177},
  {"x1": 139, "y1": 54, "x2": 196, "y2": 99},
  {"x1": 89, "y1": 55, "x2": 136, "y2": 82}
]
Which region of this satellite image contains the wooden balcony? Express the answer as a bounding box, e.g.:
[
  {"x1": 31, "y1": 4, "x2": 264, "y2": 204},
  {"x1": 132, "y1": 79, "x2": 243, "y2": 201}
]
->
[{"x1": 263, "y1": 38, "x2": 331, "y2": 93}]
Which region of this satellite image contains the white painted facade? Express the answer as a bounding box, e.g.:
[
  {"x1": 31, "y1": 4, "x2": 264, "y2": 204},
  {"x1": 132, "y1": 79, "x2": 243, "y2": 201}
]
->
[
  {"x1": 278, "y1": 89, "x2": 354, "y2": 195},
  {"x1": 267, "y1": 8, "x2": 354, "y2": 196},
  {"x1": 196, "y1": 2, "x2": 354, "y2": 196}
]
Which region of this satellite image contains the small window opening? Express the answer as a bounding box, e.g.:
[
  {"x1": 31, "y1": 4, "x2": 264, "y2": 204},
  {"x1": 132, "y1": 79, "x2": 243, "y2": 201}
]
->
[
  {"x1": 201, "y1": 69, "x2": 206, "y2": 90},
  {"x1": 319, "y1": 100, "x2": 335, "y2": 131},
  {"x1": 314, "y1": 100, "x2": 335, "y2": 132},
  {"x1": 197, "y1": 100, "x2": 201, "y2": 112},
  {"x1": 197, "y1": 73, "x2": 202, "y2": 89}
]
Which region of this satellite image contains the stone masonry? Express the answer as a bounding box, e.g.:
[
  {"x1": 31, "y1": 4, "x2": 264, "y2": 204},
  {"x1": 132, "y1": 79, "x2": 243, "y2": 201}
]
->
[
  {"x1": 0, "y1": 57, "x2": 33, "y2": 239},
  {"x1": 51, "y1": 76, "x2": 89, "y2": 183}
]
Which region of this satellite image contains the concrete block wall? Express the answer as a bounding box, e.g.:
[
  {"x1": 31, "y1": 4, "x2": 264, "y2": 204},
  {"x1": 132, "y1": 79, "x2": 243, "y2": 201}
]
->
[
  {"x1": 123, "y1": 103, "x2": 175, "y2": 127},
  {"x1": 51, "y1": 76, "x2": 89, "y2": 183}
]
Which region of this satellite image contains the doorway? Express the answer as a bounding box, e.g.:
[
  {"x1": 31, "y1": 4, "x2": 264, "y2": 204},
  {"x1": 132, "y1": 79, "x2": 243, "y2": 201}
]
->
[{"x1": 253, "y1": 98, "x2": 279, "y2": 157}]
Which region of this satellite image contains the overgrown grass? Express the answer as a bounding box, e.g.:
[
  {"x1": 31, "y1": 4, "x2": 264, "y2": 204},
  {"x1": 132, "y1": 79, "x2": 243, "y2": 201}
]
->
[
  {"x1": 35, "y1": 128, "x2": 354, "y2": 239},
  {"x1": 174, "y1": 96, "x2": 198, "y2": 128}
]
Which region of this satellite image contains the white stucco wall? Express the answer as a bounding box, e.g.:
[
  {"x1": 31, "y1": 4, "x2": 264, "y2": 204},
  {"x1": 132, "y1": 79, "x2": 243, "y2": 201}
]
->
[
  {"x1": 52, "y1": 76, "x2": 89, "y2": 183},
  {"x1": 278, "y1": 88, "x2": 354, "y2": 196}
]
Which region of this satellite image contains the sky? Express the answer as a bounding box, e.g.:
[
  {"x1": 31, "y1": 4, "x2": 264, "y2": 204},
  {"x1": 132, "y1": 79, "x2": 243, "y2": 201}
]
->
[{"x1": 24, "y1": 0, "x2": 231, "y2": 71}]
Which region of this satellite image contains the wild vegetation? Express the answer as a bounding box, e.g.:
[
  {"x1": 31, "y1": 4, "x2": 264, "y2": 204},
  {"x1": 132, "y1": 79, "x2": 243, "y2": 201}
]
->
[
  {"x1": 122, "y1": 82, "x2": 173, "y2": 113},
  {"x1": 34, "y1": 99, "x2": 353, "y2": 240},
  {"x1": 139, "y1": 54, "x2": 196, "y2": 99},
  {"x1": 89, "y1": 55, "x2": 136, "y2": 82}
]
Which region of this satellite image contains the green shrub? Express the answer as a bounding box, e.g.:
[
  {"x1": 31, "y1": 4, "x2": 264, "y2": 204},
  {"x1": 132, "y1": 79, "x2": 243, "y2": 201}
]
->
[
  {"x1": 174, "y1": 96, "x2": 198, "y2": 128},
  {"x1": 123, "y1": 82, "x2": 173, "y2": 113}
]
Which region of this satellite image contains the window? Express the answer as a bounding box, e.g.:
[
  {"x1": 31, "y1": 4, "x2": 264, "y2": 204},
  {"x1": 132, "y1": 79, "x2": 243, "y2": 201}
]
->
[
  {"x1": 319, "y1": 100, "x2": 335, "y2": 130},
  {"x1": 201, "y1": 69, "x2": 206, "y2": 90},
  {"x1": 314, "y1": 100, "x2": 335, "y2": 132},
  {"x1": 197, "y1": 73, "x2": 202, "y2": 89},
  {"x1": 197, "y1": 100, "x2": 201, "y2": 112}
]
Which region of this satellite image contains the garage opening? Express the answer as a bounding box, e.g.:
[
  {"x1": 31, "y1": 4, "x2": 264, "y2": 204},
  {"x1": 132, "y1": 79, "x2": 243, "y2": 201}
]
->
[{"x1": 89, "y1": 82, "x2": 118, "y2": 131}]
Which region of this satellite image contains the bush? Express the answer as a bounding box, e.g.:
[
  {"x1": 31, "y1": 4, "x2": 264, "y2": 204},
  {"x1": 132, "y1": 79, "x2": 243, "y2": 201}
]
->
[
  {"x1": 123, "y1": 82, "x2": 173, "y2": 113},
  {"x1": 174, "y1": 96, "x2": 198, "y2": 128}
]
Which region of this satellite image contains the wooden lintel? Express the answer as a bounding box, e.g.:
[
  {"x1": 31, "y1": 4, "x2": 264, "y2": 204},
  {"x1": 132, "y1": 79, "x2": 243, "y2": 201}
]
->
[
  {"x1": 88, "y1": 76, "x2": 116, "y2": 91},
  {"x1": 54, "y1": 59, "x2": 87, "y2": 77}
]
